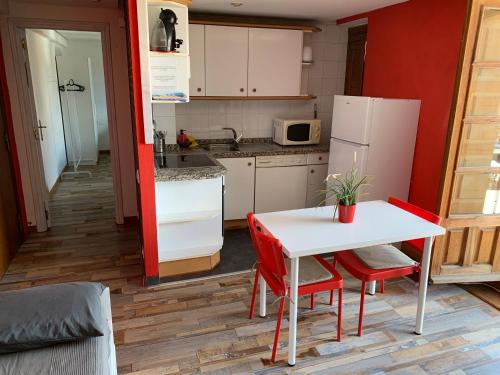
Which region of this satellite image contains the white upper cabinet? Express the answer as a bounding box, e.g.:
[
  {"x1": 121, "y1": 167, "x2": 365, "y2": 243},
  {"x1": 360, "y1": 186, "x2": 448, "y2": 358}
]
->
[
  {"x1": 189, "y1": 24, "x2": 205, "y2": 96},
  {"x1": 248, "y1": 28, "x2": 303, "y2": 96},
  {"x1": 205, "y1": 25, "x2": 249, "y2": 96}
]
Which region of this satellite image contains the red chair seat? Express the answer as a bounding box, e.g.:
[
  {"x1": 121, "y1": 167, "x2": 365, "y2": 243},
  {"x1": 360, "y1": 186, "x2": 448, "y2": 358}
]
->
[{"x1": 334, "y1": 250, "x2": 418, "y2": 282}]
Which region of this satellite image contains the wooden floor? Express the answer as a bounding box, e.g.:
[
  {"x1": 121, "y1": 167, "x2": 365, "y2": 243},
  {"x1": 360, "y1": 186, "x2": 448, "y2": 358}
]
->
[{"x1": 1, "y1": 156, "x2": 499, "y2": 374}]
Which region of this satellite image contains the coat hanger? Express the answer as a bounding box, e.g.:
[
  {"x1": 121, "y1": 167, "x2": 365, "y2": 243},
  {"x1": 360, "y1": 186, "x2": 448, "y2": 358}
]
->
[{"x1": 59, "y1": 79, "x2": 85, "y2": 92}]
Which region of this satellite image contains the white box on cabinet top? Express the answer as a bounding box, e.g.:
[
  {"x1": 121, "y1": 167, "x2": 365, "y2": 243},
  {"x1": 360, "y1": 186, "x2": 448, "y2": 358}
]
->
[{"x1": 248, "y1": 28, "x2": 302, "y2": 96}]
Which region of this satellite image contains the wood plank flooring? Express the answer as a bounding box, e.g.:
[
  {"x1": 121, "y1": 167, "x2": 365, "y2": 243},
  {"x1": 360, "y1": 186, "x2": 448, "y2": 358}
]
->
[{"x1": 0, "y1": 155, "x2": 499, "y2": 374}]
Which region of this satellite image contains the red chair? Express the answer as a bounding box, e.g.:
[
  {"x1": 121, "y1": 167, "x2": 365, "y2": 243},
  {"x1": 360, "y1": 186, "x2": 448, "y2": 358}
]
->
[
  {"x1": 247, "y1": 212, "x2": 343, "y2": 362},
  {"x1": 333, "y1": 196, "x2": 441, "y2": 336}
]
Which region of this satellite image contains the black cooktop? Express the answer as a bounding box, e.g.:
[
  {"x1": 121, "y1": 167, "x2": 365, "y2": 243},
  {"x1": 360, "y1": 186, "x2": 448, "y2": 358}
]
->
[{"x1": 155, "y1": 154, "x2": 217, "y2": 169}]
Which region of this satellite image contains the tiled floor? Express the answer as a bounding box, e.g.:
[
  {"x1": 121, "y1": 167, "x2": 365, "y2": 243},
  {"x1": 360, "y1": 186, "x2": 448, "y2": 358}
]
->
[{"x1": 0, "y1": 156, "x2": 499, "y2": 374}]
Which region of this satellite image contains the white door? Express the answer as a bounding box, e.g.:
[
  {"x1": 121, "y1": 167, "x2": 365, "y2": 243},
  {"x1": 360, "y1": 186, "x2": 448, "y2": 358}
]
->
[
  {"x1": 332, "y1": 95, "x2": 373, "y2": 145},
  {"x1": 328, "y1": 138, "x2": 369, "y2": 177},
  {"x1": 189, "y1": 24, "x2": 205, "y2": 96},
  {"x1": 217, "y1": 157, "x2": 255, "y2": 220},
  {"x1": 306, "y1": 164, "x2": 329, "y2": 207},
  {"x1": 248, "y1": 28, "x2": 302, "y2": 96},
  {"x1": 205, "y1": 26, "x2": 248, "y2": 96},
  {"x1": 255, "y1": 166, "x2": 308, "y2": 213}
]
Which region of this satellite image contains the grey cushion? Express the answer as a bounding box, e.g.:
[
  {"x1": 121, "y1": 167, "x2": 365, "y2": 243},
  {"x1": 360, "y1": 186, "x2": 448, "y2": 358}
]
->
[
  {"x1": 0, "y1": 282, "x2": 107, "y2": 354},
  {"x1": 353, "y1": 244, "x2": 418, "y2": 269},
  {"x1": 285, "y1": 256, "x2": 333, "y2": 286}
]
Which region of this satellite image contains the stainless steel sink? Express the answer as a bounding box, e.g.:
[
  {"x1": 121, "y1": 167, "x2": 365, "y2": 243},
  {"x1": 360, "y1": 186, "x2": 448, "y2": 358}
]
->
[{"x1": 203, "y1": 143, "x2": 239, "y2": 152}]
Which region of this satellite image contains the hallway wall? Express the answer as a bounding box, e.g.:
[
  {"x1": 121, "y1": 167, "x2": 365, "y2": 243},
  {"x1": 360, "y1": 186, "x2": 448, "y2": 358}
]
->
[
  {"x1": 58, "y1": 33, "x2": 109, "y2": 153},
  {"x1": 26, "y1": 29, "x2": 66, "y2": 191}
]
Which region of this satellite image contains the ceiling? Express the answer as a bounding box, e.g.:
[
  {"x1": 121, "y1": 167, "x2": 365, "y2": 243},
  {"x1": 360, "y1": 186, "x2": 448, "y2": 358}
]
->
[{"x1": 190, "y1": 0, "x2": 409, "y2": 21}]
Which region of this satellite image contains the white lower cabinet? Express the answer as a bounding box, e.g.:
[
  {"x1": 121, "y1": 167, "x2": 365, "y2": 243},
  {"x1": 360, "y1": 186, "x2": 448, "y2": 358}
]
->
[
  {"x1": 218, "y1": 153, "x2": 329, "y2": 217},
  {"x1": 217, "y1": 157, "x2": 255, "y2": 220},
  {"x1": 306, "y1": 164, "x2": 329, "y2": 207},
  {"x1": 255, "y1": 165, "x2": 308, "y2": 213}
]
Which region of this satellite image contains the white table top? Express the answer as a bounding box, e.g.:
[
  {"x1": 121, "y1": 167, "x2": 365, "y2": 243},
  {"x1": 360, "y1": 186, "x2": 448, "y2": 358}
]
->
[{"x1": 255, "y1": 201, "x2": 446, "y2": 258}]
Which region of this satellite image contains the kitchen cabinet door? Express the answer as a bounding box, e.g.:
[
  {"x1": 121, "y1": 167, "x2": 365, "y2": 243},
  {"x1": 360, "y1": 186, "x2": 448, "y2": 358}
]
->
[
  {"x1": 306, "y1": 164, "x2": 329, "y2": 207},
  {"x1": 205, "y1": 26, "x2": 248, "y2": 96},
  {"x1": 248, "y1": 28, "x2": 303, "y2": 96},
  {"x1": 255, "y1": 166, "x2": 308, "y2": 213},
  {"x1": 189, "y1": 24, "x2": 205, "y2": 96},
  {"x1": 218, "y1": 157, "x2": 255, "y2": 220}
]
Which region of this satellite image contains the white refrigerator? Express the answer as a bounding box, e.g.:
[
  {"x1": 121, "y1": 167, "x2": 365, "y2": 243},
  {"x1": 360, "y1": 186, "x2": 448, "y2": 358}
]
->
[{"x1": 328, "y1": 95, "x2": 421, "y2": 202}]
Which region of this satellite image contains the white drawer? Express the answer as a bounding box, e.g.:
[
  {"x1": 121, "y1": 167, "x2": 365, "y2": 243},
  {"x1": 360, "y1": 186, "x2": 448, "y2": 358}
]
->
[
  {"x1": 307, "y1": 152, "x2": 329, "y2": 165},
  {"x1": 256, "y1": 154, "x2": 308, "y2": 167}
]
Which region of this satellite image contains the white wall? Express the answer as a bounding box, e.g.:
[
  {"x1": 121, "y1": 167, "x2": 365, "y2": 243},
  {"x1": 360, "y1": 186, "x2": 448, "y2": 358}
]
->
[
  {"x1": 304, "y1": 23, "x2": 349, "y2": 143},
  {"x1": 26, "y1": 29, "x2": 66, "y2": 191},
  {"x1": 169, "y1": 23, "x2": 348, "y2": 143},
  {"x1": 0, "y1": 1, "x2": 138, "y2": 226},
  {"x1": 57, "y1": 34, "x2": 108, "y2": 164},
  {"x1": 60, "y1": 36, "x2": 109, "y2": 151}
]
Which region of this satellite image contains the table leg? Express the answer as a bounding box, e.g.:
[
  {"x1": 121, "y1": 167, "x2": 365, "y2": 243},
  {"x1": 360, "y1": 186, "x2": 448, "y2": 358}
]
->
[
  {"x1": 368, "y1": 281, "x2": 377, "y2": 295},
  {"x1": 288, "y1": 257, "x2": 299, "y2": 366},
  {"x1": 416, "y1": 236, "x2": 432, "y2": 334},
  {"x1": 259, "y1": 274, "x2": 266, "y2": 317}
]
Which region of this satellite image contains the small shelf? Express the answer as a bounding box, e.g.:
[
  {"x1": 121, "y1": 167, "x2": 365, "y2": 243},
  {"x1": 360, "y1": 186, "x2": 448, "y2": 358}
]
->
[
  {"x1": 158, "y1": 242, "x2": 222, "y2": 261},
  {"x1": 190, "y1": 95, "x2": 316, "y2": 101},
  {"x1": 302, "y1": 61, "x2": 313, "y2": 66},
  {"x1": 157, "y1": 209, "x2": 221, "y2": 225}
]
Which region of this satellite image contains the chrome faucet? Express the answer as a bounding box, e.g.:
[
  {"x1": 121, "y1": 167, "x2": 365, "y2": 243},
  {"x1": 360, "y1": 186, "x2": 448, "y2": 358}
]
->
[{"x1": 222, "y1": 127, "x2": 243, "y2": 145}]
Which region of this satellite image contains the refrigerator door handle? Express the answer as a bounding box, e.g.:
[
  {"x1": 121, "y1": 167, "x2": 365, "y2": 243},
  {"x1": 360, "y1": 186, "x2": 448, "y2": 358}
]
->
[{"x1": 331, "y1": 137, "x2": 370, "y2": 148}]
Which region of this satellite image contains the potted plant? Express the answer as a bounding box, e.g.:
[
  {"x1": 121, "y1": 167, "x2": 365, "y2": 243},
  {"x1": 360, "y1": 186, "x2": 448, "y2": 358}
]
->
[{"x1": 325, "y1": 168, "x2": 369, "y2": 223}]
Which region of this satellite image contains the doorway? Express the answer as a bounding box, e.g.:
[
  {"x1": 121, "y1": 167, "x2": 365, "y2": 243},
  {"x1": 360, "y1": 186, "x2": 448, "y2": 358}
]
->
[
  {"x1": 22, "y1": 28, "x2": 115, "y2": 228},
  {"x1": 344, "y1": 24, "x2": 367, "y2": 96}
]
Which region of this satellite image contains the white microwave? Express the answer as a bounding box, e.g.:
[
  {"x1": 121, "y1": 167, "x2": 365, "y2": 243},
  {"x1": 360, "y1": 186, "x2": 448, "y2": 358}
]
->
[{"x1": 272, "y1": 119, "x2": 321, "y2": 146}]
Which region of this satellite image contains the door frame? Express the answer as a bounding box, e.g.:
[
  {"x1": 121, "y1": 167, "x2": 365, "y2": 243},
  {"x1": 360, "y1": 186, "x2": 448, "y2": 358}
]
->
[
  {"x1": 433, "y1": 0, "x2": 500, "y2": 283},
  {"x1": 7, "y1": 18, "x2": 125, "y2": 230}
]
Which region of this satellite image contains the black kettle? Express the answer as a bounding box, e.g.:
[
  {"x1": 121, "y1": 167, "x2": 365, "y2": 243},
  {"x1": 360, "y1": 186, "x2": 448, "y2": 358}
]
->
[{"x1": 150, "y1": 8, "x2": 184, "y2": 52}]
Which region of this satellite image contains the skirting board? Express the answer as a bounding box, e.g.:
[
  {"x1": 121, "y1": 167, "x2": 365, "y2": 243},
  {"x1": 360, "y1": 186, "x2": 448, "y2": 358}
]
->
[
  {"x1": 159, "y1": 251, "x2": 221, "y2": 277},
  {"x1": 224, "y1": 219, "x2": 248, "y2": 230}
]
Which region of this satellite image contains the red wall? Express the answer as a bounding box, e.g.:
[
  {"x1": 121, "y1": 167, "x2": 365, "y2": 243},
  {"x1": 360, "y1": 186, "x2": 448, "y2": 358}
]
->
[
  {"x1": 346, "y1": 0, "x2": 468, "y2": 212},
  {"x1": 127, "y1": 0, "x2": 159, "y2": 284}
]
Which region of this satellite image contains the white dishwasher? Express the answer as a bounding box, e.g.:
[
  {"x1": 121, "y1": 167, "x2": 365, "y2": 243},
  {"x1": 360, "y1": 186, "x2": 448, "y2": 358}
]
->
[{"x1": 255, "y1": 154, "x2": 308, "y2": 214}]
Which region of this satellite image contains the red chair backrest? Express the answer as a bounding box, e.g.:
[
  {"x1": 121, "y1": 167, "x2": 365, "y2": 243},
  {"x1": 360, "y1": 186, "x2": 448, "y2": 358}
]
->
[
  {"x1": 388, "y1": 196, "x2": 442, "y2": 253},
  {"x1": 247, "y1": 213, "x2": 288, "y2": 293}
]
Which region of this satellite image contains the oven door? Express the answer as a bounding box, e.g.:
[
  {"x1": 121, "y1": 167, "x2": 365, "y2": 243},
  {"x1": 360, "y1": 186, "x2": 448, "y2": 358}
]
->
[{"x1": 286, "y1": 122, "x2": 312, "y2": 143}]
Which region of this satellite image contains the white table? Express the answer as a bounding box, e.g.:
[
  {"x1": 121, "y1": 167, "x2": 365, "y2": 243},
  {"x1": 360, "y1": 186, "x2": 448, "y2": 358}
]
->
[{"x1": 255, "y1": 201, "x2": 445, "y2": 366}]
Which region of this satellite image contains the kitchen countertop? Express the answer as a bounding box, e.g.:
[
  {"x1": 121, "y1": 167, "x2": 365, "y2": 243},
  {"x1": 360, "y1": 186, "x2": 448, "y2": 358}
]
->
[{"x1": 154, "y1": 139, "x2": 330, "y2": 182}]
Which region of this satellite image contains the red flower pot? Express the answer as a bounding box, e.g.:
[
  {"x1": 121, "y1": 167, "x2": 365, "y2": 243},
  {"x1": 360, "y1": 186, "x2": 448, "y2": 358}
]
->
[{"x1": 338, "y1": 204, "x2": 356, "y2": 223}]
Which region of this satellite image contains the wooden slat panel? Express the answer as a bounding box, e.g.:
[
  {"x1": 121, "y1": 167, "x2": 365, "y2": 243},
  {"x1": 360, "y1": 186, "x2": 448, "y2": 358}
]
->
[
  {"x1": 463, "y1": 227, "x2": 479, "y2": 267},
  {"x1": 475, "y1": 227, "x2": 497, "y2": 263},
  {"x1": 492, "y1": 231, "x2": 500, "y2": 272},
  {"x1": 440, "y1": 264, "x2": 492, "y2": 275},
  {"x1": 444, "y1": 229, "x2": 467, "y2": 265}
]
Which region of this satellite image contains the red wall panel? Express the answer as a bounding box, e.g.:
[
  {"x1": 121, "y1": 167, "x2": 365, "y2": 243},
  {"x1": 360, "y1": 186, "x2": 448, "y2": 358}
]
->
[
  {"x1": 127, "y1": 0, "x2": 159, "y2": 282},
  {"x1": 342, "y1": 0, "x2": 468, "y2": 212}
]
